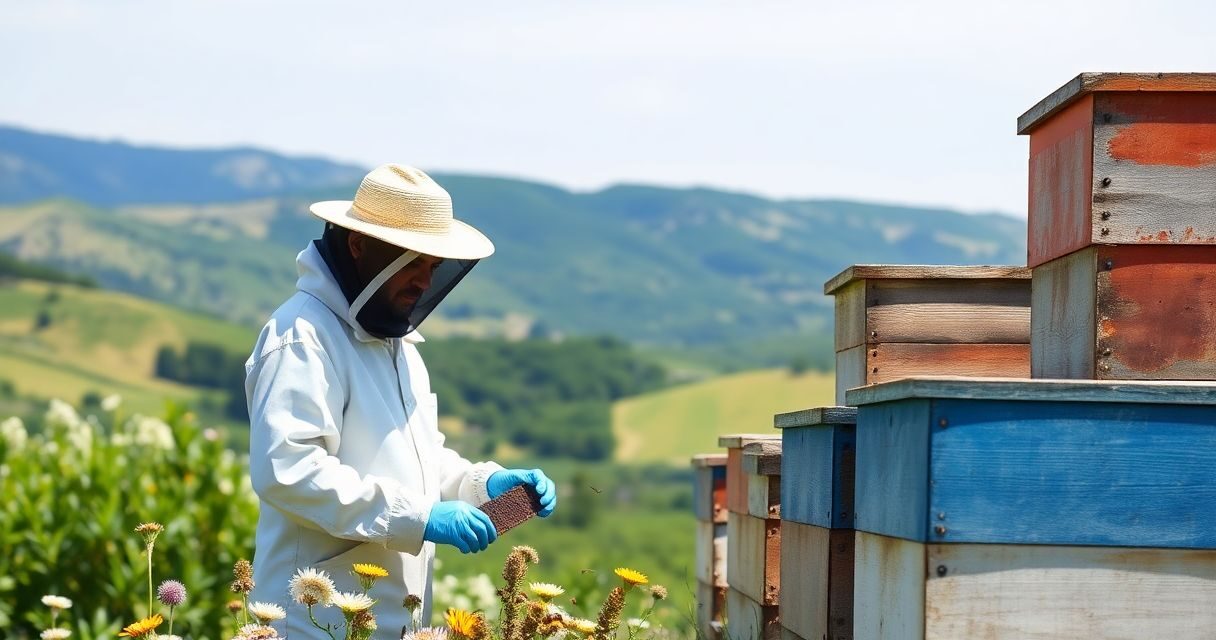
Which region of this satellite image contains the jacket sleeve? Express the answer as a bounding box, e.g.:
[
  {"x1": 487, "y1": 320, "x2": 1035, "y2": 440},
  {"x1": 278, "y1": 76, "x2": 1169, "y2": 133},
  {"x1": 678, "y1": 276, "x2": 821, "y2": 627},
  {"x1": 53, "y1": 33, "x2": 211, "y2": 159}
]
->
[
  {"x1": 246, "y1": 340, "x2": 436, "y2": 555},
  {"x1": 425, "y1": 399, "x2": 503, "y2": 505}
]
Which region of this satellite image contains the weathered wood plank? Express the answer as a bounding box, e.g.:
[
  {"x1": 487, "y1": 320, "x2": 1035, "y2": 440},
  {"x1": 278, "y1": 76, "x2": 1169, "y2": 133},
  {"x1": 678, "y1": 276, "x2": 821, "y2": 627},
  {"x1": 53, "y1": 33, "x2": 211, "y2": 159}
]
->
[
  {"x1": 867, "y1": 343, "x2": 1030, "y2": 384},
  {"x1": 833, "y1": 279, "x2": 866, "y2": 352},
  {"x1": 1017, "y1": 72, "x2": 1216, "y2": 135},
  {"x1": 925, "y1": 544, "x2": 1216, "y2": 638},
  {"x1": 824, "y1": 265, "x2": 1030, "y2": 296},
  {"x1": 694, "y1": 462, "x2": 728, "y2": 523},
  {"x1": 853, "y1": 399, "x2": 932, "y2": 541},
  {"x1": 696, "y1": 521, "x2": 728, "y2": 588},
  {"x1": 727, "y1": 512, "x2": 781, "y2": 605},
  {"x1": 718, "y1": 434, "x2": 781, "y2": 449},
  {"x1": 697, "y1": 580, "x2": 726, "y2": 640},
  {"x1": 846, "y1": 375, "x2": 1216, "y2": 406},
  {"x1": 778, "y1": 522, "x2": 829, "y2": 640},
  {"x1": 853, "y1": 532, "x2": 925, "y2": 640},
  {"x1": 1096, "y1": 245, "x2": 1216, "y2": 380},
  {"x1": 865, "y1": 278, "x2": 1032, "y2": 344},
  {"x1": 834, "y1": 344, "x2": 866, "y2": 406},
  {"x1": 726, "y1": 587, "x2": 781, "y2": 640},
  {"x1": 1092, "y1": 92, "x2": 1216, "y2": 247},
  {"x1": 773, "y1": 406, "x2": 857, "y2": 429},
  {"x1": 826, "y1": 528, "x2": 855, "y2": 640},
  {"x1": 1026, "y1": 93, "x2": 1095, "y2": 267},
  {"x1": 747, "y1": 472, "x2": 781, "y2": 519},
  {"x1": 726, "y1": 447, "x2": 748, "y2": 515},
  {"x1": 781, "y1": 422, "x2": 856, "y2": 528},
  {"x1": 1031, "y1": 247, "x2": 1096, "y2": 378},
  {"x1": 854, "y1": 396, "x2": 1216, "y2": 547}
]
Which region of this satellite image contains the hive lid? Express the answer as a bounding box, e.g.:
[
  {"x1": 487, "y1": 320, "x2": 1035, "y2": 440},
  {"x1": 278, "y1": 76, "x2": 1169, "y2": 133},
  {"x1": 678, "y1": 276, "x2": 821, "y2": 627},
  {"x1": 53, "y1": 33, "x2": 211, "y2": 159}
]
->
[
  {"x1": 774, "y1": 406, "x2": 858, "y2": 429},
  {"x1": 824, "y1": 265, "x2": 1030, "y2": 296},
  {"x1": 1017, "y1": 72, "x2": 1216, "y2": 135},
  {"x1": 846, "y1": 375, "x2": 1216, "y2": 407},
  {"x1": 717, "y1": 433, "x2": 780, "y2": 449},
  {"x1": 690, "y1": 453, "x2": 728, "y2": 468}
]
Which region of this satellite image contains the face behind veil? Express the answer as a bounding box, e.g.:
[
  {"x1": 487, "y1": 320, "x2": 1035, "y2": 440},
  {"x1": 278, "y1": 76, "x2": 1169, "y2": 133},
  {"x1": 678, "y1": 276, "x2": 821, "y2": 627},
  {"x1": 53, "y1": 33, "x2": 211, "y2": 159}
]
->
[{"x1": 315, "y1": 222, "x2": 479, "y2": 339}]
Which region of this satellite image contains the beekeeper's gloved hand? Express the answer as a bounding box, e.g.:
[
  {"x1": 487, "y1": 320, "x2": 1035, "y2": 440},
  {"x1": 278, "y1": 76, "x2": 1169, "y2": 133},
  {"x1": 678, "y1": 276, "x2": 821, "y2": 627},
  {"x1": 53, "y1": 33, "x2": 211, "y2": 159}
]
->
[
  {"x1": 487, "y1": 468, "x2": 558, "y2": 517},
  {"x1": 423, "y1": 501, "x2": 497, "y2": 554}
]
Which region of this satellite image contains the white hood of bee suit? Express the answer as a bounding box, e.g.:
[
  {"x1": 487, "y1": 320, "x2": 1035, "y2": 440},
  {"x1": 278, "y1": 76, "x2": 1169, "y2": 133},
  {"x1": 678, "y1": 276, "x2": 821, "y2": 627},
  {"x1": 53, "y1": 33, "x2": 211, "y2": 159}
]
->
[{"x1": 242, "y1": 241, "x2": 502, "y2": 639}]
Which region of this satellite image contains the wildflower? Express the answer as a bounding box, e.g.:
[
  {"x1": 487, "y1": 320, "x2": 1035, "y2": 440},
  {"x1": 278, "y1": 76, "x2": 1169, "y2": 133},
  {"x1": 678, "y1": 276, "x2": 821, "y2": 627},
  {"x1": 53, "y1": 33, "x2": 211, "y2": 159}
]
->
[
  {"x1": 227, "y1": 600, "x2": 246, "y2": 614},
  {"x1": 403, "y1": 594, "x2": 423, "y2": 612},
  {"x1": 118, "y1": 614, "x2": 163, "y2": 638},
  {"x1": 41, "y1": 595, "x2": 73, "y2": 611},
  {"x1": 101, "y1": 394, "x2": 122, "y2": 411},
  {"x1": 289, "y1": 567, "x2": 336, "y2": 607},
  {"x1": 500, "y1": 546, "x2": 540, "y2": 639},
  {"x1": 130, "y1": 415, "x2": 175, "y2": 451},
  {"x1": 568, "y1": 618, "x2": 598, "y2": 635},
  {"x1": 157, "y1": 580, "x2": 187, "y2": 607},
  {"x1": 352, "y1": 562, "x2": 388, "y2": 592},
  {"x1": 350, "y1": 609, "x2": 376, "y2": 640},
  {"x1": 402, "y1": 629, "x2": 449, "y2": 640},
  {"x1": 650, "y1": 585, "x2": 668, "y2": 600},
  {"x1": 247, "y1": 602, "x2": 286, "y2": 624},
  {"x1": 332, "y1": 591, "x2": 375, "y2": 614},
  {"x1": 593, "y1": 587, "x2": 626, "y2": 640},
  {"x1": 232, "y1": 623, "x2": 279, "y2": 640},
  {"x1": 529, "y1": 582, "x2": 565, "y2": 601},
  {"x1": 613, "y1": 568, "x2": 648, "y2": 588},
  {"x1": 134, "y1": 522, "x2": 164, "y2": 549},
  {"x1": 627, "y1": 618, "x2": 650, "y2": 630},
  {"x1": 1, "y1": 416, "x2": 27, "y2": 451},
  {"x1": 40, "y1": 630, "x2": 71, "y2": 640},
  {"x1": 231, "y1": 559, "x2": 255, "y2": 593},
  {"x1": 445, "y1": 608, "x2": 478, "y2": 638}
]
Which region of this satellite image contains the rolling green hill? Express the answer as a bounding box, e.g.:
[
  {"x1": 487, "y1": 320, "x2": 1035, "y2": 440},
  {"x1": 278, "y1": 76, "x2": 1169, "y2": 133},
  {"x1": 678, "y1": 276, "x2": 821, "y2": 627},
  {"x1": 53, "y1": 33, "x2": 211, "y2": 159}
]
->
[
  {"x1": 612, "y1": 368, "x2": 835, "y2": 464},
  {"x1": 0, "y1": 278, "x2": 254, "y2": 415}
]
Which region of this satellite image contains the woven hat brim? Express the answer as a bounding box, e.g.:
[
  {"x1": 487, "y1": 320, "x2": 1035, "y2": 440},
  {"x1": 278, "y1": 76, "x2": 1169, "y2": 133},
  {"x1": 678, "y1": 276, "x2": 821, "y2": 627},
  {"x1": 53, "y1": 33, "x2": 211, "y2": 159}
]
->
[{"x1": 309, "y1": 200, "x2": 494, "y2": 260}]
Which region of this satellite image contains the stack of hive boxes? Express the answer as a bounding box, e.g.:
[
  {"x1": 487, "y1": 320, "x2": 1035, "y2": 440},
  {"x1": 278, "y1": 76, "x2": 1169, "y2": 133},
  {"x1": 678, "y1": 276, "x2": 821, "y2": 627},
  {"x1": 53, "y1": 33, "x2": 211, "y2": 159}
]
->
[
  {"x1": 806, "y1": 73, "x2": 1216, "y2": 639},
  {"x1": 773, "y1": 407, "x2": 857, "y2": 640},
  {"x1": 719, "y1": 434, "x2": 782, "y2": 640},
  {"x1": 691, "y1": 453, "x2": 728, "y2": 639}
]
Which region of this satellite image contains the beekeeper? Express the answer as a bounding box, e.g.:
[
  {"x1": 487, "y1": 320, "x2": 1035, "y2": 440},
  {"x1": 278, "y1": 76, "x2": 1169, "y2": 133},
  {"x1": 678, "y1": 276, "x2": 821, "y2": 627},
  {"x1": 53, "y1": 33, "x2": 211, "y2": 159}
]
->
[{"x1": 245, "y1": 164, "x2": 557, "y2": 638}]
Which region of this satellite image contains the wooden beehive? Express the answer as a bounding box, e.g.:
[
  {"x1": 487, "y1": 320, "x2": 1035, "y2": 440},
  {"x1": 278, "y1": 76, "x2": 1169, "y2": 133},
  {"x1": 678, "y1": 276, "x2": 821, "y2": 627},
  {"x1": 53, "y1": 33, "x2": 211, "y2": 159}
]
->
[
  {"x1": 720, "y1": 434, "x2": 782, "y2": 632},
  {"x1": 1018, "y1": 73, "x2": 1216, "y2": 269},
  {"x1": 775, "y1": 406, "x2": 858, "y2": 640},
  {"x1": 845, "y1": 376, "x2": 1216, "y2": 639},
  {"x1": 826, "y1": 265, "x2": 1032, "y2": 404},
  {"x1": 691, "y1": 453, "x2": 728, "y2": 639},
  {"x1": 1020, "y1": 74, "x2": 1216, "y2": 380}
]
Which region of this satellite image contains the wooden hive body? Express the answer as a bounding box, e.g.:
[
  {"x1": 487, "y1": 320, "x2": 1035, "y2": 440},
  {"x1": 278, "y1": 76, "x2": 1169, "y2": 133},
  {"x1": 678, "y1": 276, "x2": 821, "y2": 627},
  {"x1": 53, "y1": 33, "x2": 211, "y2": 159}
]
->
[
  {"x1": 845, "y1": 377, "x2": 1216, "y2": 639},
  {"x1": 827, "y1": 266, "x2": 1032, "y2": 404}
]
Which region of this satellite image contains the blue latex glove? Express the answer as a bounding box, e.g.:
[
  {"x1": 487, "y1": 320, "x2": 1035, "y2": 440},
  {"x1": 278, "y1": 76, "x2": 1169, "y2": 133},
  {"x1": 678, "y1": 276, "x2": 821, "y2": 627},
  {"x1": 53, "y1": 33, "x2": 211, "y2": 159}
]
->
[
  {"x1": 423, "y1": 501, "x2": 497, "y2": 554},
  {"x1": 487, "y1": 468, "x2": 558, "y2": 517}
]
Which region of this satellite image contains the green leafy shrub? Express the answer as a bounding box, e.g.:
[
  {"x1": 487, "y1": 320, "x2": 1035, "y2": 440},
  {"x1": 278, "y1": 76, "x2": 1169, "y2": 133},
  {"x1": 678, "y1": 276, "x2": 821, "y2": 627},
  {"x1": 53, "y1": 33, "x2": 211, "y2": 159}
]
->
[{"x1": 0, "y1": 398, "x2": 257, "y2": 639}]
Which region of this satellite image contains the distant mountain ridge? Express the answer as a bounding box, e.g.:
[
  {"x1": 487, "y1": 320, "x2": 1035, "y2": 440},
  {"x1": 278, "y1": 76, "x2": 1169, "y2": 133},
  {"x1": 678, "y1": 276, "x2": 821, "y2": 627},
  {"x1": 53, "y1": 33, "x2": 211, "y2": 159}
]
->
[
  {"x1": 0, "y1": 124, "x2": 365, "y2": 205},
  {"x1": 0, "y1": 124, "x2": 1028, "y2": 367}
]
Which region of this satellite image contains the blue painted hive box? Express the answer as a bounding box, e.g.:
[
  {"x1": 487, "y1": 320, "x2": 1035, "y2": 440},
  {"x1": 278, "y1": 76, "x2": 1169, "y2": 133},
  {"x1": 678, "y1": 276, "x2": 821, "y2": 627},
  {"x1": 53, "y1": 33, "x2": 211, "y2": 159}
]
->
[{"x1": 843, "y1": 376, "x2": 1216, "y2": 639}]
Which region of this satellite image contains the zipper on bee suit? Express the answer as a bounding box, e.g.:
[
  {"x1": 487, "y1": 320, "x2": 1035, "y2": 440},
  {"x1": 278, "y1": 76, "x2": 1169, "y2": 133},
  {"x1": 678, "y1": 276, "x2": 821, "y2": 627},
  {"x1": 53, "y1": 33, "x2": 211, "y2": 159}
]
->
[{"x1": 390, "y1": 339, "x2": 428, "y2": 494}]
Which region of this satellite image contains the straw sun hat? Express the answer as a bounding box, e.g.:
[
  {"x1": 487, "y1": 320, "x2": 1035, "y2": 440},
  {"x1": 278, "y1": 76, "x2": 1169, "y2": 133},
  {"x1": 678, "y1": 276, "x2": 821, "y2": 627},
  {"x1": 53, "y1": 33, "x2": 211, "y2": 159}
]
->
[{"x1": 309, "y1": 164, "x2": 494, "y2": 260}]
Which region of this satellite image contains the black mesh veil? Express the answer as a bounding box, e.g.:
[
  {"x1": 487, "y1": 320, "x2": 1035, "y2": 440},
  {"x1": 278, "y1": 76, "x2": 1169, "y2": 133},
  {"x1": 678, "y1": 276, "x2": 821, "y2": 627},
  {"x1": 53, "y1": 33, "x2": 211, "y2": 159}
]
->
[{"x1": 316, "y1": 222, "x2": 479, "y2": 339}]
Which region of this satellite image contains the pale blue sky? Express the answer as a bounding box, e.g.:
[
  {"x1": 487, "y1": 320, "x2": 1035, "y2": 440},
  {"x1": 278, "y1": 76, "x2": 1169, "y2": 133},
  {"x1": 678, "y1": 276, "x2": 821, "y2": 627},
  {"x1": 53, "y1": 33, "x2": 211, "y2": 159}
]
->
[{"x1": 2, "y1": 0, "x2": 1213, "y2": 215}]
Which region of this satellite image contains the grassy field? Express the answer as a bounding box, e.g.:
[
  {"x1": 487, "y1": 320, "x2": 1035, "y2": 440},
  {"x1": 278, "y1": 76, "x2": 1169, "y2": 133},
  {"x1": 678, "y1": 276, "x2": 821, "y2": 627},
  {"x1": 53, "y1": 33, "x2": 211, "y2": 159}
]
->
[
  {"x1": 0, "y1": 279, "x2": 253, "y2": 414},
  {"x1": 612, "y1": 368, "x2": 835, "y2": 464}
]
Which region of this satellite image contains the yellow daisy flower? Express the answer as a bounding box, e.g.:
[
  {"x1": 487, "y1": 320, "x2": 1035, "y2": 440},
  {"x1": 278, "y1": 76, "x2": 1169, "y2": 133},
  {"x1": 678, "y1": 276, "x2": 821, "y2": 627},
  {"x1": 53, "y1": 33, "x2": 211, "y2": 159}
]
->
[
  {"x1": 118, "y1": 614, "x2": 163, "y2": 638},
  {"x1": 352, "y1": 562, "x2": 389, "y2": 591},
  {"x1": 529, "y1": 582, "x2": 566, "y2": 601},
  {"x1": 614, "y1": 568, "x2": 649, "y2": 587},
  {"x1": 445, "y1": 608, "x2": 478, "y2": 637},
  {"x1": 352, "y1": 563, "x2": 389, "y2": 578}
]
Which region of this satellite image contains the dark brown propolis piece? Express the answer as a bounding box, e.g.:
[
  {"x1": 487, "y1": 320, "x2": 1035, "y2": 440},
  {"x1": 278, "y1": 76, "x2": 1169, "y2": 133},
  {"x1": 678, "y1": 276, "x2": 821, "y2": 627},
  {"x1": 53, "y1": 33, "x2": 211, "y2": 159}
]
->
[{"x1": 479, "y1": 485, "x2": 544, "y2": 535}]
